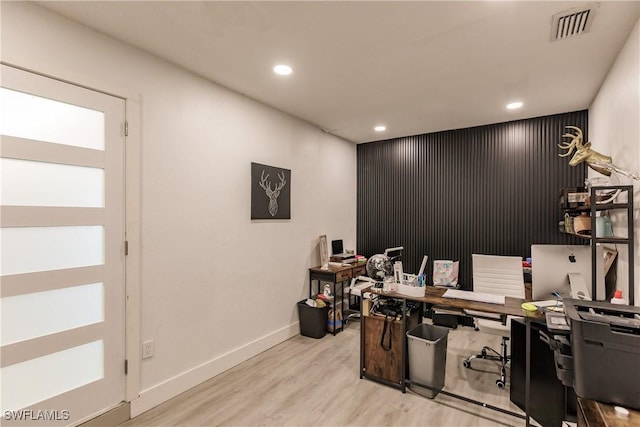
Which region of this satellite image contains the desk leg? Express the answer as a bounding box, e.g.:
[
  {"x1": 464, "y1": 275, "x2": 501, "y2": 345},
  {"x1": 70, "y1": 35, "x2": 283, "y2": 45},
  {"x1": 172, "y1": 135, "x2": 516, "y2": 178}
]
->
[
  {"x1": 359, "y1": 299, "x2": 364, "y2": 379},
  {"x1": 401, "y1": 298, "x2": 407, "y2": 393},
  {"x1": 339, "y1": 280, "x2": 345, "y2": 332},
  {"x1": 525, "y1": 318, "x2": 531, "y2": 427},
  {"x1": 333, "y1": 282, "x2": 342, "y2": 337}
]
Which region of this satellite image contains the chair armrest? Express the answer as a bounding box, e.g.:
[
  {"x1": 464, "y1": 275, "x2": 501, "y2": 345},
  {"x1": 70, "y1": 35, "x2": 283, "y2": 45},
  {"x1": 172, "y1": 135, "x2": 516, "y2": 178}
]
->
[
  {"x1": 349, "y1": 277, "x2": 374, "y2": 297},
  {"x1": 464, "y1": 309, "x2": 507, "y2": 325}
]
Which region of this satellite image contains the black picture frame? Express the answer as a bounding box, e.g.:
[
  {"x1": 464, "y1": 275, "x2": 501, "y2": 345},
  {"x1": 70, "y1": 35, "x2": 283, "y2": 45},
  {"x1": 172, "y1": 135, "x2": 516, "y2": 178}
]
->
[{"x1": 251, "y1": 162, "x2": 291, "y2": 220}]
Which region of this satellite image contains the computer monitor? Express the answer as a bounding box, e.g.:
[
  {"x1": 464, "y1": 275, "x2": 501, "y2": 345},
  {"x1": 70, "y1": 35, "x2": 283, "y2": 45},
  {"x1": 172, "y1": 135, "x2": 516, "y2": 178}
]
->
[
  {"x1": 331, "y1": 239, "x2": 343, "y2": 255},
  {"x1": 531, "y1": 245, "x2": 605, "y2": 301}
]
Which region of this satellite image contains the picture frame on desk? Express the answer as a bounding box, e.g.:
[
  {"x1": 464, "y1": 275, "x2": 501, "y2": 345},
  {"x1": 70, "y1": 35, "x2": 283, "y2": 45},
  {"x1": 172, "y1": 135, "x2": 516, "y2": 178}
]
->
[
  {"x1": 603, "y1": 246, "x2": 618, "y2": 300},
  {"x1": 319, "y1": 235, "x2": 329, "y2": 269},
  {"x1": 603, "y1": 246, "x2": 617, "y2": 275}
]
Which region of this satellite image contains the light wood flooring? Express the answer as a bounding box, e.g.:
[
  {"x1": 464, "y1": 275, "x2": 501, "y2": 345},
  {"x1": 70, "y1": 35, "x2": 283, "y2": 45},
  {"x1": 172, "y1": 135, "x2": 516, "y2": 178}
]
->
[{"x1": 120, "y1": 321, "x2": 528, "y2": 426}]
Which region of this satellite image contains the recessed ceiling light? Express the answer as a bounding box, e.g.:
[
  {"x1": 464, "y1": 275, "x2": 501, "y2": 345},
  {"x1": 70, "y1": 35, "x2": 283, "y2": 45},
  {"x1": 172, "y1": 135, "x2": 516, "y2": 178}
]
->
[
  {"x1": 374, "y1": 125, "x2": 386, "y2": 132},
  {"x1": 506, "y1": 101, "x2": 523, "y2": 110},
  {"x1": 273, "y1": 64, "x2": 293, "y2": 76}
]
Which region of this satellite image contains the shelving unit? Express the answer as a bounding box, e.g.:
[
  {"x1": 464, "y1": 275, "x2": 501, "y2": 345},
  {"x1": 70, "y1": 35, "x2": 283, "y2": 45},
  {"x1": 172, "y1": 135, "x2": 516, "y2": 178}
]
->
[
  {"x1": 308, "y1": 262, "x2": 367, "y2": 335},
  {"x1": 561, "y1": 185, "x2": 634, "y2": 305}
]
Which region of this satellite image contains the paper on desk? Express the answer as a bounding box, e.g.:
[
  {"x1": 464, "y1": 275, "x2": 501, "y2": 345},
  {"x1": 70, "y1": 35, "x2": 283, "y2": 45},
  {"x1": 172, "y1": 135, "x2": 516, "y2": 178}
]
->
[{"x1": 532, "y1": 300, "x2": 562, "y2": 308}]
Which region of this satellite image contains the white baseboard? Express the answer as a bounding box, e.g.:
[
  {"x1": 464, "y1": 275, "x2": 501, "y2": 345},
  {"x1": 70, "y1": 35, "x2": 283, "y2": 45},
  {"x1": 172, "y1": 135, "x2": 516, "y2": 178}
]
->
[
  {"x1": 130, "y1": 322, "x2": 299, "y2": 418},
  {"x1": 79, "y1": 402, "x2": 130, "y2": 427}
]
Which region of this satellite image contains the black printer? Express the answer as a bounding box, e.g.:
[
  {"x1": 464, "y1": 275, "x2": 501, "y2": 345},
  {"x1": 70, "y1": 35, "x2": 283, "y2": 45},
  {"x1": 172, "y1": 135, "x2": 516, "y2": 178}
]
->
[{"x1": 564, "y1": 299, "x2": 640, "y2": 410}]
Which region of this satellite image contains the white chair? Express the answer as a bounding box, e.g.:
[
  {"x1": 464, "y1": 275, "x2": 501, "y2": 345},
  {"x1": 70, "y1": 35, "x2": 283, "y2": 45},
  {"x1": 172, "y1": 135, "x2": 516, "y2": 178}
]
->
[
  {"x1": 345, "y1": 276, "x2": 375, "y2": 323},
  {"x1": 463, "y1": 254, "x2": 524, "y2": 389}
]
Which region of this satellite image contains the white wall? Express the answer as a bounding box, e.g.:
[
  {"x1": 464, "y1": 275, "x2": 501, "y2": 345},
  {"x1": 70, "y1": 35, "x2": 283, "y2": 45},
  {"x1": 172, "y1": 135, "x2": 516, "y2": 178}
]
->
[
  {"x1": 589, "y1": 17, "x2": 640, "y2": 306},
  {"x1": 1, "y1": 1, "x2": 356, "y2": 415}
]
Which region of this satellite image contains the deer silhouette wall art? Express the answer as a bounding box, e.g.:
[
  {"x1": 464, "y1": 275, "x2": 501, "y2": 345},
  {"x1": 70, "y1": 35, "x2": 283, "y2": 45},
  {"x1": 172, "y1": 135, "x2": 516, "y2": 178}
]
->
[
  {"x1": 251, "y1": 162, "x2": 291, "y2": 219},
  {"x1": 259, "y1": 170, "x2": 286, "y2": 216}
]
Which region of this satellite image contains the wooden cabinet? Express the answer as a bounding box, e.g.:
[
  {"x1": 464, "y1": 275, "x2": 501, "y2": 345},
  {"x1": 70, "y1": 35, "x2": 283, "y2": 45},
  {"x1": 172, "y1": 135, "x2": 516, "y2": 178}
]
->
[{"x1": 362, "y1": 309, "x2": 419, "y2": 386}]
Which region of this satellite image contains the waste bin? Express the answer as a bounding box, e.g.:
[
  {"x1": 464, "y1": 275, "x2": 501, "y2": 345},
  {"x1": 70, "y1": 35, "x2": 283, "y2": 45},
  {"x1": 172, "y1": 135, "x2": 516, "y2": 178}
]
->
[
  {"x1": 297, "y1": 300, "x2": 329, "y2": 339},
  {"x1": 406, "y1": 323, "x2": 449, "y2": 398}
]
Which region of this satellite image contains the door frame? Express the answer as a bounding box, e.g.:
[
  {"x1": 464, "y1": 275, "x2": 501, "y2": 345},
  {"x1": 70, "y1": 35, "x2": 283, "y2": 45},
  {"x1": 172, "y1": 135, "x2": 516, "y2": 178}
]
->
[{"x1": 123, "y1": 90, "x2": 141, "y2": 406}]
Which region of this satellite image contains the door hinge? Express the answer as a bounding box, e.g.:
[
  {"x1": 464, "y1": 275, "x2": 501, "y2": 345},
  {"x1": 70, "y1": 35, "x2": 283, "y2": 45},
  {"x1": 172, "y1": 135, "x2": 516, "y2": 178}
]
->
[
  {"x1": 124, "y1": 121, "x2": 129, "y2": 137},
  {"x1": 124, "y1": 240, "x2": 129, "y2": 256},
  {"x1": 124, "y1": 359, "x2": 128, "y2": 375}
]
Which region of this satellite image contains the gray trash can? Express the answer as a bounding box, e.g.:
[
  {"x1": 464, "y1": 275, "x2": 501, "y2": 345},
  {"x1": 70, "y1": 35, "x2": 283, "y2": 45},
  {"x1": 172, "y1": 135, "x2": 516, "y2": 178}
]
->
[{"x1": 406, "y1": 323, "x2": 449, "y2": 398}]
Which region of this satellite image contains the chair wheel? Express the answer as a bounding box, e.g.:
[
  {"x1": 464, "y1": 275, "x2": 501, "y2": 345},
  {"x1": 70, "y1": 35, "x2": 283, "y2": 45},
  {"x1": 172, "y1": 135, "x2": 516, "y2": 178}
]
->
[
  {"x1": 496, "y1": 379, "x2": 505, "y2": 389},
  {"x1": 463, "y1": 360, "x2": 471, "y2": 368}
]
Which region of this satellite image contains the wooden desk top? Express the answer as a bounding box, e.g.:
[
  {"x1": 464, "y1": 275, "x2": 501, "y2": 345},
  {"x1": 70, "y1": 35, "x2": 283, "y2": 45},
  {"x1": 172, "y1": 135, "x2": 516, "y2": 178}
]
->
[
  {"x1": 365, "y1": 285, "x2": 545, "y2": 321},
  {"x1": 578, "y1": 397, "x2": 640, "y2": 427},
  {"x1": 309, "y1": 262, "x2": 366, "y2": 273}
]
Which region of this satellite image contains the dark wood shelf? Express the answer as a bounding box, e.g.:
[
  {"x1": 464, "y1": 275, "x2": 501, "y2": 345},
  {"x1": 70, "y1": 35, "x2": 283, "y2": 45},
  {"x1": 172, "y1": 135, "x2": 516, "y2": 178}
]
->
[
  {"x1": 561, "y1": 203, "x2": 630, "y2": 213},
  {"x1": 558, "y1": 232, "x2": 630, "y2": 244},
  {"x1": 593, "y1": 236, "x2": 631, "y2": 244}
]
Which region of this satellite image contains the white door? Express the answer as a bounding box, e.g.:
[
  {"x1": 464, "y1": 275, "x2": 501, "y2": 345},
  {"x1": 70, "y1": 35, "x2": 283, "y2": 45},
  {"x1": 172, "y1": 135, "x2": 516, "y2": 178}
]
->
[{"x1": 0, "y1": 64, "x2": 126, "y2": 426}]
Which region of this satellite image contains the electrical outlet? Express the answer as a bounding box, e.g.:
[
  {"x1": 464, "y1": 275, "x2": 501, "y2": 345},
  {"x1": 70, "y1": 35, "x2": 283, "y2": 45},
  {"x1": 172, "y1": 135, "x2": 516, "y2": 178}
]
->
[{"x1": 142, "y1": 340, "x2": 154, "y2": 359}]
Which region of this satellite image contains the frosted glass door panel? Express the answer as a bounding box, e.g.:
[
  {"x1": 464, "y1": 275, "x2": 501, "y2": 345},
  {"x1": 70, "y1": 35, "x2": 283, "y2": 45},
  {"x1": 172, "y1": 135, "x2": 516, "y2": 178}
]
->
[
  {"x1": 1, "y1": 158, "x2": 104, "y2": 207},
  {"x1": 1, "y1": 64, "x2": 125, "y2": 423},
  {"x1": 1, "y1": 340, "x2": 104, "y2": 412},
  {"x1": 1, "y1": 283, "x2": 104, "y2": 345},
  {"x1": 0, "y1": 226, "x2": 104, "y2": 276},
  {"x1": 0, "y1": 88, "x2": 105, "y2": 150}
]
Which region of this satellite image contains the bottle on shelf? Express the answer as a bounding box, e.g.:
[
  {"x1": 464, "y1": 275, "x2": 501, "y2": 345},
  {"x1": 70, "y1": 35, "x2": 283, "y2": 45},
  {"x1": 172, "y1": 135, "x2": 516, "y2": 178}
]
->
[{"x1": 610, "y1": 289, "x2": 626, "y2": 305}]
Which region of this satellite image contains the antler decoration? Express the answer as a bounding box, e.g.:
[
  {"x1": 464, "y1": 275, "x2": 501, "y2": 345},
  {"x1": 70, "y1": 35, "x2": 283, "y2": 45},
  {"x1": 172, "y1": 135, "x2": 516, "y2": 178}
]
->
[
  {"x1": 558, "y1": 126, "x2": 640, "y2": 180},
  {"x1": 558, "y1": 126, "x2": 612, "y2": 176}
]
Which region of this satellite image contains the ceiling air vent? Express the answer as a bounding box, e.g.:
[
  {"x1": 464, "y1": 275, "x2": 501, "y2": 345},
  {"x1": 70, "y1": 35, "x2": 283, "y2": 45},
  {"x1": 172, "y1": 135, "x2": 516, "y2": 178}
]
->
[{"x1": 551, "y1": 7, "x2": 595, "y2": 41}]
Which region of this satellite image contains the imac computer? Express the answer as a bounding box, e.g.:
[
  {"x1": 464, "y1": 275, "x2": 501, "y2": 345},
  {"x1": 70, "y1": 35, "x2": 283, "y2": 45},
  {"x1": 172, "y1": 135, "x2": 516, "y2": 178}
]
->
[{"x1": 531, "y1": 244, "x2": 605, "y2": 301}]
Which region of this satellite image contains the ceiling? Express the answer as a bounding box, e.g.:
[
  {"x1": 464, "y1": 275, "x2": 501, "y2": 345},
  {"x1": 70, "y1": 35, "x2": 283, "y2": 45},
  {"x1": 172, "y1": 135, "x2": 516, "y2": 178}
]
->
[{"x1": 38, "y1": 1, "x2": 640, "y2": 143}]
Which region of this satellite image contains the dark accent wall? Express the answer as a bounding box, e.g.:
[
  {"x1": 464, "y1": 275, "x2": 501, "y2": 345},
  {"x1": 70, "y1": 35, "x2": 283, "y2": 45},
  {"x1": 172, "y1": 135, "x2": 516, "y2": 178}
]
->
[{"x1": 357, "y1": 110, "x2": 588, "y2": 289}]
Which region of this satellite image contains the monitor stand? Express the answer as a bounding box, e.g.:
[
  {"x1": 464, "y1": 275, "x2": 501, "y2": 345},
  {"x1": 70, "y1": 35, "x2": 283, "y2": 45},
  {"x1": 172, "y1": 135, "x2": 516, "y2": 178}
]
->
[{"x1": 569, "y1": 273, "x2": 592, "y2": 300}]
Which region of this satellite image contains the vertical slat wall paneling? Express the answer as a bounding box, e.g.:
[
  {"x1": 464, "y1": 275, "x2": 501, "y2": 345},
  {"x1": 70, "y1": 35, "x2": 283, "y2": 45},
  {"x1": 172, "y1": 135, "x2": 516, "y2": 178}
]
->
[{"x1": 357, "y1": 111, "x2": 588, "y2": 288}]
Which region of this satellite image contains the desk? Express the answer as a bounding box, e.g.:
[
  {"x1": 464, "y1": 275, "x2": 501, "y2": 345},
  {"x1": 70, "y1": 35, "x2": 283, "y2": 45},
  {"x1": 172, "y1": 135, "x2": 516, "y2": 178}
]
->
[
  {"x1": 308, "y1": 263, "x2": 366, "y2": 335},
  {"x1": 360, "y1": 285, "x2": 544, "y2": 426},
  {"x1": 578, "y1": 397, "x2": 640, "y2": 427},
  {"x1": 511, "y1": 319, "x2": 577, "y2": 426}
]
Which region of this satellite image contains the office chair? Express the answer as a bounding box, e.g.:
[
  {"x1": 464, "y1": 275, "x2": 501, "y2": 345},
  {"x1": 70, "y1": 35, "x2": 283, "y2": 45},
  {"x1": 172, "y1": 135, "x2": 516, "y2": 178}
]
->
[
  {"x1": 384, "y1": 246, "x2": 403, "y2": 263},
  {"x1": 345, "y1": 276, "x2": 375, "y2": 323},
  {"x1": 463, "y1": 254, "x2": 524, "y2": 389}
]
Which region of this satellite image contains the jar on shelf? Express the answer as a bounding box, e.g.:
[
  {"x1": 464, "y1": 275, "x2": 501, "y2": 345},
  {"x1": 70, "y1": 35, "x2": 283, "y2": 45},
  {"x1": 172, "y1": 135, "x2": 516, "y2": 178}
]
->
[{"x1": 573, "y1": 213, "x2": 591, "y2": 236}]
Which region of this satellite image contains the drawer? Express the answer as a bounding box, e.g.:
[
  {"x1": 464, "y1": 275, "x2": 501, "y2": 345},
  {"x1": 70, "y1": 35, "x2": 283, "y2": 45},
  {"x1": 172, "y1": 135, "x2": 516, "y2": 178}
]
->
[
  {"x1": 310, "y1": 270, "x2": 338, "y2": 282},
  {"x1": 352, "y1": 265, "x2": 366, "y2": 277},
  {"x1": 336, "y1": 270, "x2": 353, "y2": 282}
]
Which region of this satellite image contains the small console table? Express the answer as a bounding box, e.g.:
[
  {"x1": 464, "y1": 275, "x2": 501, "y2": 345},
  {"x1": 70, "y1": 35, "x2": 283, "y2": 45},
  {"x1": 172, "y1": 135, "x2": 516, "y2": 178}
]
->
[{"x1": 308, "y1": 262, "x2": 366, "y2": 335}]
